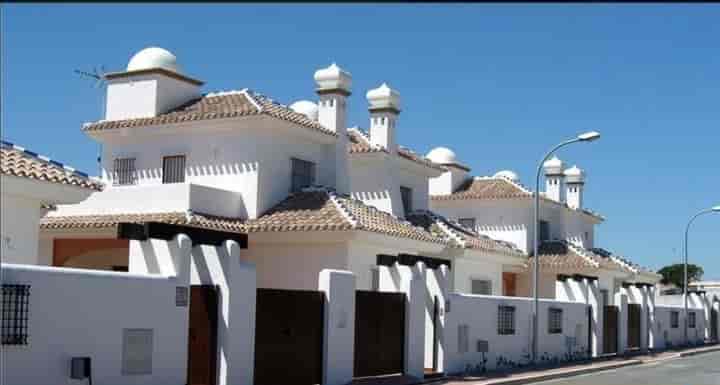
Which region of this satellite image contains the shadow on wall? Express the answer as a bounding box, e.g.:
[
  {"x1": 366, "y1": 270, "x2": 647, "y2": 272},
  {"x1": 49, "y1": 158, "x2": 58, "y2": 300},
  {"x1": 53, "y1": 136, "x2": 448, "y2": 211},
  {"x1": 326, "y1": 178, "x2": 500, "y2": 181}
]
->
[
  {"x1": 478, "y1": 224, "x2": 525, "y2": 232},
  {"x1": 133, "y1": 162, "x2": 259, "y2": 181},
  {"x1": 351, "y1": 191, "x2": 391, "y2": 201}
]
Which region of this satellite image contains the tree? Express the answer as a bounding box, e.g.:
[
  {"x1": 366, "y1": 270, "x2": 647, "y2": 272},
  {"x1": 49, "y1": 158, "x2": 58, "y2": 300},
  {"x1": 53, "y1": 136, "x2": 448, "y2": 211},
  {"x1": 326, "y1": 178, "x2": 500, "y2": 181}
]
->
[{"x1": 657, "y1": 263, "x2": 704, "y2": 288}]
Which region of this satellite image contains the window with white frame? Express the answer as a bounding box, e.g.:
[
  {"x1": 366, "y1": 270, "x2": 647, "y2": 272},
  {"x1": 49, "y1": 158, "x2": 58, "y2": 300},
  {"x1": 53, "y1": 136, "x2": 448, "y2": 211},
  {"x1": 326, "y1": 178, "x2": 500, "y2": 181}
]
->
[
  {"x1": 458, "y1": 217, "x2": 476, "y2": 230},
  {"x1": 162, "y1": 155, "x2": 186, "y2": 184},
  {"x1": 670, "y1": 311, "x2": 679, "y2": 328},
  {"x1": 548, "y1": 307, "x2": 563, "y2": 334},
  {"x1": 113, "y1": 157, "x2": 137, "y2": 186},
  {"x1": 471, "y1": 279, "x2": 492, "y2": 295},
  {"x1": 498, "y1": 305, "x2": 515, "y2": 335},
  {"x1": 688, "y1": 311, "x2": 696, "y2": 328},
  {"x1": 291, "y1": 158, "x2": 316, "y2": 193}
]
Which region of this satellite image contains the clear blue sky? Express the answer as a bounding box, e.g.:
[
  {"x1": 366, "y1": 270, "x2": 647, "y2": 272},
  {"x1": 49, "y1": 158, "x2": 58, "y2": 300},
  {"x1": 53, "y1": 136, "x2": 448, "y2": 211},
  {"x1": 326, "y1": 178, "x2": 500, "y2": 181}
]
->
[{"x1": 2, "y1": 4, "x2": 718, "y2": 277}]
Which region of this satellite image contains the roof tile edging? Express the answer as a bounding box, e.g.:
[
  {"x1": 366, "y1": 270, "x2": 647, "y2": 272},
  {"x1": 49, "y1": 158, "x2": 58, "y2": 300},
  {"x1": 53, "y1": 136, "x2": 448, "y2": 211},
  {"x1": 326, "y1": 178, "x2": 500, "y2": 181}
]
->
[
  {"x1": 565, "y1": 242, "x2": 601, "y2": 268},
  {"x1": 412, "y1": 209, "x2": 465, "y2": 248}
]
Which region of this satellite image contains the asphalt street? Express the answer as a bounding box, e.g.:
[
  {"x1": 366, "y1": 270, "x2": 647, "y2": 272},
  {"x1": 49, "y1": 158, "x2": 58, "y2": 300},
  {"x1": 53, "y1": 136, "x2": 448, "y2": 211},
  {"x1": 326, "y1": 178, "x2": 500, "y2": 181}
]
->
[{"x1": 533, "y1": 351, "x2": 720, "y2": 385}]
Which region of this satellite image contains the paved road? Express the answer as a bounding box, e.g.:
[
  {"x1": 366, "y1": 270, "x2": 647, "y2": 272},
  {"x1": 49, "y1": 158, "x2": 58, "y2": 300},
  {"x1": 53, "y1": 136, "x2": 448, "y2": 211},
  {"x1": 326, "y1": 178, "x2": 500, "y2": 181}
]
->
[{"x1": 533, "y1": 351, "x2": 720, "y2": 385}]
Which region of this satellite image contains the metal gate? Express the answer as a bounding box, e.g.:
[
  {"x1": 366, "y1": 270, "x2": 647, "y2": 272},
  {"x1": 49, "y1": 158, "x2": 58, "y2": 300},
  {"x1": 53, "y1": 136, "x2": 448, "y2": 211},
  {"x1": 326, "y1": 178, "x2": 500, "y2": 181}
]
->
[
  {"x1": 628, "y1": 304, "x2": 641, "y2": 350},
  {"x1": 603, "y1": 306, "x2": 618, "y2": 354},
  {"x1": 187, "y1": 285, "x2": 218, "y2": 385},
  {"x1": 254, "y1": 288, "x2": 324, "y2": 385},
  {"x1": 712, "y1": 308, "x2": 718, "y2": 341},
  {"x1": 354, "y1": 291, "x2": 406, "y2": 378}
]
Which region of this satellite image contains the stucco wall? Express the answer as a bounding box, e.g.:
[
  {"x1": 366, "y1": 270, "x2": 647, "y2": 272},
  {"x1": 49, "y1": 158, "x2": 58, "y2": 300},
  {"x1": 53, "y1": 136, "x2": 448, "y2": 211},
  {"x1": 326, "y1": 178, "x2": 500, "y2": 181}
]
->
[
  {"x1": 453, "y1": 257, "x2": 504, "y2": 296},
  {"x1": 443, "y1": 294, "x2": 589, "y2": 373},
  {"x1": 653, "y1": 305, "x2": 706, "y2": 349},
  {"x1": 1, "y1": 194, "x2": 42, "y2": 264},
  {"x1": 1, "y1": 263, "x2": 188, "y2": 385}
]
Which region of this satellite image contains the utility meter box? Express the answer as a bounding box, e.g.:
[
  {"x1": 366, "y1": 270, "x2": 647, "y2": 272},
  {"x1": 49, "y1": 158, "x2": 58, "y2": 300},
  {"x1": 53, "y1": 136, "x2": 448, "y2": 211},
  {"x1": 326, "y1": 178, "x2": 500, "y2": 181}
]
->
[{"x1": 70, "y1": 357, "x2": 91, "y2": 380}]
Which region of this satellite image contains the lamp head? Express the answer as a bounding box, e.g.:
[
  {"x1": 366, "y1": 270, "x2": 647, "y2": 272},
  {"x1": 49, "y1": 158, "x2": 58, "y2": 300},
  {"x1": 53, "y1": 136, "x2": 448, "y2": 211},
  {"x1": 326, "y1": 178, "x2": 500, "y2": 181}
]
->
[
  {"x1": 577, "y1": 131, "x2": 601, "y2": 142},
  {"x1": 711, "y1": 205, "x2": 720, "y2": 212}
]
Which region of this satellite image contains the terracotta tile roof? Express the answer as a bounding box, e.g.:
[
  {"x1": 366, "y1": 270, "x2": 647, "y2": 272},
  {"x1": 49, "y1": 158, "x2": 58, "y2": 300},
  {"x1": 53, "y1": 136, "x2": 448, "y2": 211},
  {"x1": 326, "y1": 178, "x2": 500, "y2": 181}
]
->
[
  {"x1": 81, "y1": 89, "x2": 336, "y2": 137},
  {"x1": 525, "y1": 240, "x2": 645, "y2": 273},
  {"x1": 406, "y1": 210, "x2": 524, "y2": 256},
  {"x1": 40, "y1": 211, "x2": 245, "y2": 233},
  {"x1": 431, "y1": 176, "x2": 604, "y2": 220},
  {"x1": 590, "y1": 247, "x2": 657, "y2": 275},
  {"x1": 243, "y1": 187, "x2": 446, "y2": 244},
  {"x1": 1, "y1": 140, "x2": 103, "y2": 191},
  {"x1": 347, "y1": 128, "x2": 444, "y2": 171}
]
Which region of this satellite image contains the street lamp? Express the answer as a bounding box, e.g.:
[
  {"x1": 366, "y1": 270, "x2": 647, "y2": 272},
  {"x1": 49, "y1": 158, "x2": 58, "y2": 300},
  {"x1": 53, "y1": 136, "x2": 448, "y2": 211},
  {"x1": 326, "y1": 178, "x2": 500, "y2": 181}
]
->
[
  {"x1": 532, "y1": 131, "x2": 601, "y2": 364},
  {"x1": 683, "y1": 205, "x2": 720, "y2": 346}
]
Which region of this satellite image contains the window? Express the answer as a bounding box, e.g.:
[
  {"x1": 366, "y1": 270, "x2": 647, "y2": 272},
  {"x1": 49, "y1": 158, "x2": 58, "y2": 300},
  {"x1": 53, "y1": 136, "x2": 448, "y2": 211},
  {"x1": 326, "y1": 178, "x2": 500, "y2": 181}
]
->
[
  {"x1": 113, "y1": 157, "x2": 137, "y2": 185},
  {"x1": 1, "y1": 284, "x2": 30, "y2": 345},
  {"x1": 548, "y1": 308, "x2": 563, "y2": 334},
  {"x1": 688, "y1": 311, "x2": 696, "y2": 328},
  {"x1": 162, "y1": 155, "x2": 186, "y2": 184},
  {"x1": 670, "y1": 311, "x2": 679, "y2": 328},
  {"x1": 459, "y1": 217, "x2": 476, "y2": 230},
  {"x1": 471, "y1": 279, "x2": 492, "y2": 295},
  {"x1": 539, "y1": 220, "x2": 550, "y2": 241},
  {"x1": 400, "y1": 186, "x2": 413, "y2": 216},
  {"x1": 291, "y1": 158, "x2": 316, "y2": 193},
  {"x1": 498, "y1": 305, "x2": 515, "y2": 335}
]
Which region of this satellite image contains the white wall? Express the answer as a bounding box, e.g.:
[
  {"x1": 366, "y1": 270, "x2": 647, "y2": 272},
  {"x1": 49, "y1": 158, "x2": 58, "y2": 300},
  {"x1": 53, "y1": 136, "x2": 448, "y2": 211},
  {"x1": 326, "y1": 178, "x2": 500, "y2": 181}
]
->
[
  {"x1": 105, "y1": 73, "x2": 200, "y2": 121},
  {"x1": 453, "y1": 257, "x2": 504, "y2": 296},
  {"x1": 653, "y1": 305, "x2": 706, "y2": 349},
  {"x1": 1, "y1": 263, "x2": 189, "y2": 385},
  {"x1": 443, "y1": 294, "x2": 589, "y2": 374},
  {"x1": 1, "y1": 194, "x2": 42, "y2": 264}
]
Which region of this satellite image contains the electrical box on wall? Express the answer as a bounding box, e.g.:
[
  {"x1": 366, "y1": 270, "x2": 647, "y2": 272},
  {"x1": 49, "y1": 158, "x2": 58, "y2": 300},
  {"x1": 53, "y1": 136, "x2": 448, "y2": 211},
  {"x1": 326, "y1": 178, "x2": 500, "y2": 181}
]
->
[{"x1": 70, "y1": 357, "x2": 91, "y2": 380}]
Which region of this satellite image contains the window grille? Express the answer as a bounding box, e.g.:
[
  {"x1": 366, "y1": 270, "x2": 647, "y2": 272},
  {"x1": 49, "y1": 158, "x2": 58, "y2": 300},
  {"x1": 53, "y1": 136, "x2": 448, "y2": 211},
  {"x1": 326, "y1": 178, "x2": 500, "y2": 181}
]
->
[
  {"x1": 498, "y1": 305, "x2": 515, "y2": 335},
  {"x1": 471, "y1": 279, "x2": 492, "y2": 295},
  {"x1": 113, "y1": 158, "x2": 137, "y2": 185},
  {"x1": 2, "y1": 284, "x2": 30, "y2": 345},
  {"x1": 162, "y1": 155, "x2": 186, "y2": 184},
  {"x1": 548, "y1": 307, "x2": 563, "y2": 334},
  {"x1": 688, "y1": 311, "x2": 696, "y2": 328},
  {"x1": 291, "y1": 158, "x2": 316, "y2": 193},
  {"x1": 458, "y1": 218, "x2": 476, "y2": 230},
  {"x1": 400, "y1": 186, "x2": 413, "y2": 216},
  {"x1": 670, "y1": 311, "x2": 679, "y2": 328}
]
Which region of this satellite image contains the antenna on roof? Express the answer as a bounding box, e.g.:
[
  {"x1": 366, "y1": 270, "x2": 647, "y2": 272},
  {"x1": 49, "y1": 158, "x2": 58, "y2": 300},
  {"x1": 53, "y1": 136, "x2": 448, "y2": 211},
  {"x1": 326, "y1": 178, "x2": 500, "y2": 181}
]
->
[{"x1": 75, "y1": 65, "x2": 108, "y2": 178}]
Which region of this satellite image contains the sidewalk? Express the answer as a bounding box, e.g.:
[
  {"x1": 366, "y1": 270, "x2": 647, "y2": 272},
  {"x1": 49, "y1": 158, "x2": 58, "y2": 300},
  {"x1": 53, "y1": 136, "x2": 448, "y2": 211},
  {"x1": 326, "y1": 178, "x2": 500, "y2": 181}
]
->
[{"x1": 420, "y1": 343, "x2": 720, "y2": 385}]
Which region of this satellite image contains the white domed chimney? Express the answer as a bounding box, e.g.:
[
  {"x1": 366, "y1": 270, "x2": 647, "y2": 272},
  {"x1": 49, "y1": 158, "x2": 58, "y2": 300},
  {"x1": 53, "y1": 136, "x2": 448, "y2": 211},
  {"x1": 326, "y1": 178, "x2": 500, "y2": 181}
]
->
[
  {"x1": 564, "y1": 165, "x2": 585, "y2": 209},
  {"x1": 366, "y1": 83, "x2": 400, "y2": 153},
  {"x1": 427, "y1": 147, "x2": 470, "y2": 195},
  {"x1": 543, "y1": 156, "x2": 565, "y2": 202},
  {"x1": 314, "y1": 63, "x2": 351, "y2": 193},
  {"x1": 105, "y1": 47, "x2": 203, "y2": 121}
]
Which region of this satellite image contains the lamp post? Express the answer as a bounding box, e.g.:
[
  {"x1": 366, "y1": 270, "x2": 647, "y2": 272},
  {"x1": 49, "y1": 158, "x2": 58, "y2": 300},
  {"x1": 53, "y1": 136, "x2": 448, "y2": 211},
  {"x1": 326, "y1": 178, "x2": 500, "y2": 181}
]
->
[
  {"x1": 532, "y1": 131, "x2": 601, "y2": 364},
  {"x1": 683, "y1": 205, "x2": 720, "y2": 346}
]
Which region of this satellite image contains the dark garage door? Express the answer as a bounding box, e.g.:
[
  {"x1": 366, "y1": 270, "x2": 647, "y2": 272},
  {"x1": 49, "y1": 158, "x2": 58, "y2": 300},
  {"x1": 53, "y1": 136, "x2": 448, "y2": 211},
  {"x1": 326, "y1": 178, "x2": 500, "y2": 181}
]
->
[
  {"x1": 354, "y1": 290, "x2": 405, "y2": 378},
  {"x1": 627, "y1": 304, "x2": 642, "y2": 350},
  {"x1": 603, "y1": 306, "x2": 618, "y2": 354},
  {"x1": 254, "y1": 288, "x2": 324, "y2": 385}
]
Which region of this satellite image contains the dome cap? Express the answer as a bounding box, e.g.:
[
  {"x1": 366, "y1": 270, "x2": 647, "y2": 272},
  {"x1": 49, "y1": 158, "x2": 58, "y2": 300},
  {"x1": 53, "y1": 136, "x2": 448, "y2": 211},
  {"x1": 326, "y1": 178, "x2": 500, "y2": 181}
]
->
[
  {"x1": 366, "y1": 83, "x2": 401, "y2": 112},
  {"x1": 564, "y1": 165, "x2": 585, "y2": 183},
  {"x1": 426, "y1": 147, "x2": 457, "y2": 165},
  {"x1": 543, "y1": 156, "x2": 565, "y2": 175},
  {"x1": 314, "y1": 63, "x2": 352, "y2": 94},
  {"x1": 494, "y1": 170, "x2": 520, "y2": 182},
  {"x1": 127, "y1": 47, "x2": 181, "y2": 73},
  {"x1": 289, "y1": 100, "x2": 319, "y2": 121}
]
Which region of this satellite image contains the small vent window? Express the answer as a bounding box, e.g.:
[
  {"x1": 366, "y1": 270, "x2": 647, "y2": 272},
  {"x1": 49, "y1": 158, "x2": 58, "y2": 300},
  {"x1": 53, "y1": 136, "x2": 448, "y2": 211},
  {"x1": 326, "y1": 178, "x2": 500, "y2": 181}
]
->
[
  {"x1": 471, "y1": 279, "x2": 492, "y2": 295},
  {"x1": 498, "y1": 305, "x2": 516, "y2": 335},
  {"x1": 291, "y1": 158, "x2": 316, "y2": 193},
  {"x1": 2, "y1": 284, "x2": 30, "y2": 345},
  {"x1": 113, "y1": 157, "x2": 137, "y2": 186},
  {"x1": 162, "y1": 155, "x2": 186, "y2": 184},
  {"x1": 400, "y1": 186, "x2": 413, "y2": 216},
  {"x1": 548, "y1": 307, "x2": 563, "y2": 334}
]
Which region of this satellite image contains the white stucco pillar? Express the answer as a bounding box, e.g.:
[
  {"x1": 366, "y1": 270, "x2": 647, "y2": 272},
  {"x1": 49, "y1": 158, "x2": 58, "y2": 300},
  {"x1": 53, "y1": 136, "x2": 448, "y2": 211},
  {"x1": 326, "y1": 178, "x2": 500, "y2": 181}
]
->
[
  {"x1": 702, "y1": 293, "x2": 711, "y2": 341},
  {"x1": 129, "y1": 235, "x2": 192, "y2": 278},
  {"x1": 647, "y1": 286, "x2": 656, "y2": 350},
  {"x1": 639, "y1": 286, "x2": 649, "y2": 351},
  {"x1": 588, "y1": 279, "x2": 603, "y2": 357},
  {"x1": 397, "y1": 262, "x2": 426, "y2": 380},
  {"x1": 319, "y1": 269, "x2": 356, "y2": 385},
  {"x1": 615, "y1": 292, "x2": 628, "y2": 354},
  {"x1": 713, "y1": 301, "x2": 720, "y2": 342},
  {"x1": 191, "y1": 240, "x2": 256, "y2": 385},
  {"x1": 425, "y1": 265, "x2": 449, "y2": 373}
]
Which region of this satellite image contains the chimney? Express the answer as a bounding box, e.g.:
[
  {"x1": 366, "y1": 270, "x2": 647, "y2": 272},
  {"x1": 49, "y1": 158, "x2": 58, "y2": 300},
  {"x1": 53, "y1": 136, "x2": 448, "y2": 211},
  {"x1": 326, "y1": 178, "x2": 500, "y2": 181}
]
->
[
  {"x1": 366, "y1": 83, "x2": 400, "y2": 153},
  {"x1": 105, "y1": 47, "x2": 203, "y2": 121},
  {"x1": 426, "y1": 147, "x2": 470, "y2": 195},
  {"x1": 564, "y1": 165, "x2": 585, "y2": 209},
  {"x1": 543, "y1": 156, "x2": 565, "y2": 202},
  {"x1": 314, "y1": 63, "x2": 352, "y2": 193}
]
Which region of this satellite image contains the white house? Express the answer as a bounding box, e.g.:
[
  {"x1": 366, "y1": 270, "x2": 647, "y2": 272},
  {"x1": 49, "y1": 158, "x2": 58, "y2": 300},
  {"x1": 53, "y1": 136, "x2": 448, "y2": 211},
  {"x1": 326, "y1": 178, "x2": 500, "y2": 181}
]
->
[
  {"x1": 1, "y1": 140, "x2": 102, "y2": 264},
  {"x1": 427, "y1": 148, "x2": 661, "y2": 299}
]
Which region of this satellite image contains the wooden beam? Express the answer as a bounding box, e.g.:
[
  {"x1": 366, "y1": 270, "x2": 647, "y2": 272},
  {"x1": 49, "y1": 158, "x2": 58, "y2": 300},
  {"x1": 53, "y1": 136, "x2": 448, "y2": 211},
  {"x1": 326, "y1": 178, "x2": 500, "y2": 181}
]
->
[{"x1": 117, "y1": 222, "x2": 248, "y2": 248}]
